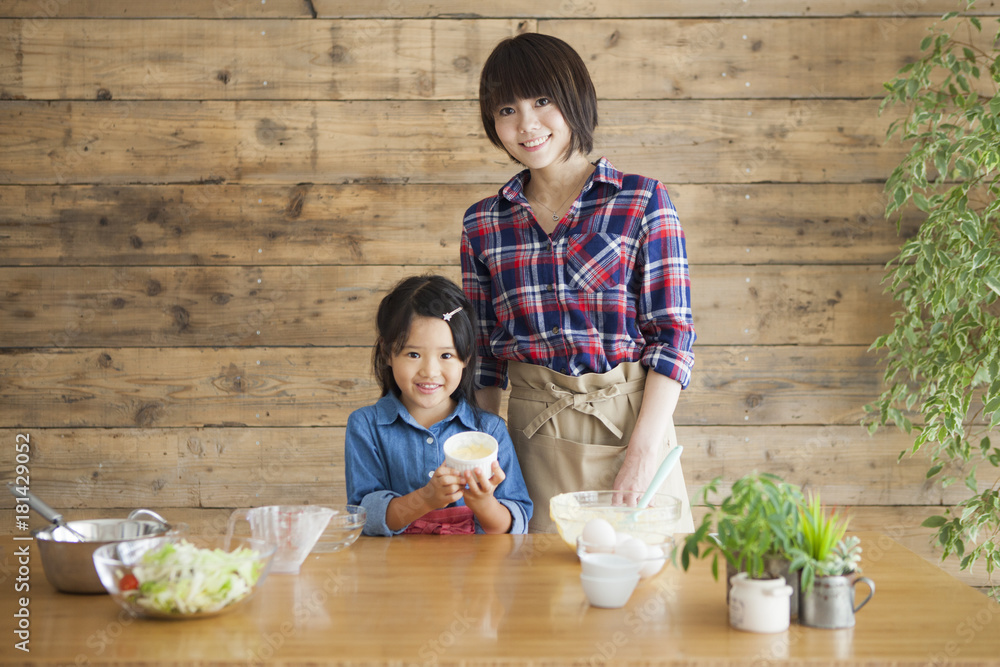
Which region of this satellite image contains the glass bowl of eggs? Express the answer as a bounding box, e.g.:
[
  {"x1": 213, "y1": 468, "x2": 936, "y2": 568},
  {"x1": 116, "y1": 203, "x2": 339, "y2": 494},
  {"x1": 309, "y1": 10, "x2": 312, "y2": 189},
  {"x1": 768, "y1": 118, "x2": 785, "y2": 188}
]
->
[
  {"x1": 574, "y1": 516, "x2": 672, "y2": 608},
  {"x1": 576, "y1": 519, "x2": 670, "y2": 579}
]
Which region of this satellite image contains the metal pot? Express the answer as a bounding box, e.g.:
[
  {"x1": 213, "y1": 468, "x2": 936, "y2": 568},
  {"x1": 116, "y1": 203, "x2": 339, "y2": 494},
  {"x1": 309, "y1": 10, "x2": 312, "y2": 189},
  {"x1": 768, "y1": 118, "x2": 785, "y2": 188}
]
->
[{"x1": 35, "y1": 509, "x2": 183, "y2": 594}]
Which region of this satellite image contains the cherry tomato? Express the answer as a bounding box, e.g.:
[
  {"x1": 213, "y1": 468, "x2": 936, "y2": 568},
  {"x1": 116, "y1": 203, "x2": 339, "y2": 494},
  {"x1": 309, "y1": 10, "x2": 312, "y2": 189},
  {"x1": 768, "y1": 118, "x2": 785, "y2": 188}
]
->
[{"x1": 119, "y1": 573, "x2": 139, "y2": 591}]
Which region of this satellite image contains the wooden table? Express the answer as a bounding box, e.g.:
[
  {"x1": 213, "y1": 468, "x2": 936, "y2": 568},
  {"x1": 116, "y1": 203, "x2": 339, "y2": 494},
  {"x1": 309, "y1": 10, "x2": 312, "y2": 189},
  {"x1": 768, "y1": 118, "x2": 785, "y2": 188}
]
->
[{"x1": 2, "y1": 531, "x2": 999, "y2": 666}]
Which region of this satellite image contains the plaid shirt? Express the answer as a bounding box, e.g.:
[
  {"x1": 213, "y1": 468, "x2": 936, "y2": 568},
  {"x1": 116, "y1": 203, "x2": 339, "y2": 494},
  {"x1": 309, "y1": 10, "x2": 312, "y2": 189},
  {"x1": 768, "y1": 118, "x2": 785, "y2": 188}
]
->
[{"x1": 461, "y1": 158, "x2": 695, "y2": 390}]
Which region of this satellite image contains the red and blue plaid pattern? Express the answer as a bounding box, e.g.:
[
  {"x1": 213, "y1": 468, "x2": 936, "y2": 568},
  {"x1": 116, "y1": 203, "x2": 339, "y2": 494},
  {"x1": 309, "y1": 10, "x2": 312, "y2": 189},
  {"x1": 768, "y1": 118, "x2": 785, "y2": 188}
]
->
[{"x1": 461, "y1": 158, "x2": 695, "y2": 389}]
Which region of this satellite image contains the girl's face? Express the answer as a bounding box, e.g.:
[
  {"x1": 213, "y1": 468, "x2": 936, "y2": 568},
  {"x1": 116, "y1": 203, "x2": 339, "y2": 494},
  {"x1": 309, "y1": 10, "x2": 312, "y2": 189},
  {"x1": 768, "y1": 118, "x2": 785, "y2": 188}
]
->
[
  {"x1": 389, "y1": 315, "x2": 467, "y2": 427},
  {"x1": 493, "y1": 96, "x2": 573, "y2": 170}
]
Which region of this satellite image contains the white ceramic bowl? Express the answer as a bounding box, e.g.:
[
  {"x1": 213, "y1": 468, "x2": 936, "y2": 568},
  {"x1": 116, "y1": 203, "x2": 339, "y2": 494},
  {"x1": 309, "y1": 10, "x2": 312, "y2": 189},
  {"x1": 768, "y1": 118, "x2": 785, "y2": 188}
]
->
[
  {"x1": 443, "y1": 431, "x2": 499, "y2": 477},
  {"x1": 579, "y1": 552, "x2": 641, "y2": 578},
  {"x1": 577, "y1": 536, "x2": 668, "y2": 579},
  {"x1": 580, "y1": 572, "x2": 640, "y2": 608},
  {"x1": 550, "y1": 490, "x2": 682, "y2": 549}
]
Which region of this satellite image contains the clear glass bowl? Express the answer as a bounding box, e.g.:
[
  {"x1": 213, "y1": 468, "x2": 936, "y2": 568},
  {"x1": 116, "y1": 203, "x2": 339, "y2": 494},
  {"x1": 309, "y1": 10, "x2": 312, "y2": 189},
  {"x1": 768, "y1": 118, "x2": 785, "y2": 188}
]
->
[
  {"x1": 92, "y1": 535, "x2": 276, "y2": 619},
  {"x1": 312, "y1": 505, "x2": 366, "y2": 553},
  {"x1": 549, "y1": 490, "x2": 682, "y2": 549}
]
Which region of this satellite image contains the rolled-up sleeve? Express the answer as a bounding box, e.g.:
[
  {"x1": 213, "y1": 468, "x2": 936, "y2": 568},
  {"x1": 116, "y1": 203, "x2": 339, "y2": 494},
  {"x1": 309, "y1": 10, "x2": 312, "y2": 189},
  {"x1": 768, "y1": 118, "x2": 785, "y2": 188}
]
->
[
  {"x1": 461, "y1": 212, "x2": 508, "y2": 389},
  {"x1": 636, "y1": 183, "x2": 696, "y2": 388}
]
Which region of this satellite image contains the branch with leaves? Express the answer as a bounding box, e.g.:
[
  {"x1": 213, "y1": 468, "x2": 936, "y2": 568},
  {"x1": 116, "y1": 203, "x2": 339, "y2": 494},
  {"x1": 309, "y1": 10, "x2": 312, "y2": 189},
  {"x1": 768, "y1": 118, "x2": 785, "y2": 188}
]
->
[{"x1": 871, "y1": 1, "x2": 1000, "y2": 598}]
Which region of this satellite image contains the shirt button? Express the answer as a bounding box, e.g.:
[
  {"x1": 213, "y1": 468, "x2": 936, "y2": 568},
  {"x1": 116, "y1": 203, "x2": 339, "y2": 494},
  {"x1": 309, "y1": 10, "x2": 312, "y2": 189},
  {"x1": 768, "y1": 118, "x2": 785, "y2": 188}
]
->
[
  {"x1": 426, "y1": 437, "x2": 433, "y2": 445},
  {"x1": 552, "y1": 326, "x2": 560, "y2": 334}
]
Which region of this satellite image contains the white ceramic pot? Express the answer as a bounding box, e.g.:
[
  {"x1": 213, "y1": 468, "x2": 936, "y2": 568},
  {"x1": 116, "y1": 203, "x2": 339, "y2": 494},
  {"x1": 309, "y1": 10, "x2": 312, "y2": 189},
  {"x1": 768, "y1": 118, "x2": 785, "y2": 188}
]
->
[
  {"x1": 726, "y1": 554, "x2": 800, "y2": 619},
  {"x1": 729, "y1": 572, "x2": 793, "y2": 633}
]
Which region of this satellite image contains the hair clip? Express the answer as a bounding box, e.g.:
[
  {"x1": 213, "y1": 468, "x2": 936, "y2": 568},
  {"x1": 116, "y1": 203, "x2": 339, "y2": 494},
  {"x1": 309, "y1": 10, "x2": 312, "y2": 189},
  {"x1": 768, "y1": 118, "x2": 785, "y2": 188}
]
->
[{"x1": 442, "y1": 306, "x2": 463, "y2": 322}]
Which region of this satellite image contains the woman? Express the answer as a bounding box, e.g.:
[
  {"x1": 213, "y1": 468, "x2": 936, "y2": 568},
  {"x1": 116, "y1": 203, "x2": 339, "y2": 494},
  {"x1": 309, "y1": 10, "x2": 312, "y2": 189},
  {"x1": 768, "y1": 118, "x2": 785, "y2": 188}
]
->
[{"x1": 461, "y1": 33, "x2": 695, "y2": 532}]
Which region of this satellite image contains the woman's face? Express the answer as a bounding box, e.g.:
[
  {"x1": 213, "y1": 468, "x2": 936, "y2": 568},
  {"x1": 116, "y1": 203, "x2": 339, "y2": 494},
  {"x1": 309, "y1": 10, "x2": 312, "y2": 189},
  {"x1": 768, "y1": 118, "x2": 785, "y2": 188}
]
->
[{"x1": 493, "y1": 96, "x2": 573, "y2": 170}]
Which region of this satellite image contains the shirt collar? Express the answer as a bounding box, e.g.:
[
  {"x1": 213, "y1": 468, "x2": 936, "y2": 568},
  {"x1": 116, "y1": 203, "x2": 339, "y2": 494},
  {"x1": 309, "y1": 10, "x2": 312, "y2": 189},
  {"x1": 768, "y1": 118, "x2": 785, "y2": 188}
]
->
[
  {"x1": 499, "y1": 156, "x2": 622, "y2": 205},
  {"x1": 374, "y1": 392, "x2": 479, "y2": 431}
]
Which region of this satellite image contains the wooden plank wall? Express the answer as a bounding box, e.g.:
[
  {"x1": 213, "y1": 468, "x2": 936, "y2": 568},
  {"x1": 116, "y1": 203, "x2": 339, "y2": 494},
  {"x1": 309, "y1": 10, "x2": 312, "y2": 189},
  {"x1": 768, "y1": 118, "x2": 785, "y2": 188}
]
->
[{"x1": 1, "y1": 1, "x2": 996, "y2": 589}]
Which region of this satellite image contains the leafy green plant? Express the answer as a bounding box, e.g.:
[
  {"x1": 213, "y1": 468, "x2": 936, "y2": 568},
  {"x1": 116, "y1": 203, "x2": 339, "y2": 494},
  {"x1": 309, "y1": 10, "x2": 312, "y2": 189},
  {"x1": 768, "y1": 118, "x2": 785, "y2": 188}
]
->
[
  {"x1": 872, "y1": 1, "x2": 1000, "y2": 597},
  {"x1": 676, "y1": 472, "x2": 804, "y2": 580},
  {"x1": 789, "y1": 493, "x2": 861, "y2": 592}
]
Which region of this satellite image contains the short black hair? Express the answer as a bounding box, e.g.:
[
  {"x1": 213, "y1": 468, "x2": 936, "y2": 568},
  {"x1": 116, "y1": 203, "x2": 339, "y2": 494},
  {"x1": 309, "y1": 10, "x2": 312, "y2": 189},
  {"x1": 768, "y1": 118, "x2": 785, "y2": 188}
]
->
[
  {"x1": 372, "y1": 275, "x2": 479, "y2": 410},
  {"x1": 479, "y1": 32, "x2": 598, "y2": 163}
]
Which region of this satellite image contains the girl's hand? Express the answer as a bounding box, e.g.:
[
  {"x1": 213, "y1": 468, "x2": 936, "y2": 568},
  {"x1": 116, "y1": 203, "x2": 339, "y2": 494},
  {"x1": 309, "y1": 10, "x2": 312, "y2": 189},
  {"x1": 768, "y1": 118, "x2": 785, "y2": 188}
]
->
[
  {"x1": 424, "y1": 464, "x2": 465, "y2": 509},
  {"x1": 462, "y1": 461, "x2": 506, "y2": 502},
  {"x1": 461, "y1": 461, "x2": 512, "y2": 534},
  {"x1": 385, "y1": 465, "x2": 464, "y2": 532}
]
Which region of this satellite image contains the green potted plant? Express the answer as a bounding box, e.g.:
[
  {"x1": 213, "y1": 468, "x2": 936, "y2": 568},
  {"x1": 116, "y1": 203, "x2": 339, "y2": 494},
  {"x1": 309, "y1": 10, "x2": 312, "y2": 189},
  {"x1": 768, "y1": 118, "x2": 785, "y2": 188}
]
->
[
  {"x1": 790, "y1": 492, "x2": 857, "y2": 592},
  {"x1": 790, "y1": 494, "x2": 875, "y2": 629},
  {"x1": 676, "y1": 472, "x2": 803, "y2": 631},
  {"x1": 873, "y1": 1, "x2": 1000, "y2": 599}
]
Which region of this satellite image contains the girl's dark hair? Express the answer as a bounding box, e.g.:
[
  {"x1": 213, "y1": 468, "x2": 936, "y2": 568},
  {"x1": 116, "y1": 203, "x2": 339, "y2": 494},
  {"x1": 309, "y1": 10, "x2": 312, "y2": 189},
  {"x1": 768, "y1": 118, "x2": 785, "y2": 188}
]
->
[
  {"x1": 479, "y1": 32, "x2": 598, "y2": 164},
  {"x1": 372, "y1": 275, "x2": 480, "y2": 410}
]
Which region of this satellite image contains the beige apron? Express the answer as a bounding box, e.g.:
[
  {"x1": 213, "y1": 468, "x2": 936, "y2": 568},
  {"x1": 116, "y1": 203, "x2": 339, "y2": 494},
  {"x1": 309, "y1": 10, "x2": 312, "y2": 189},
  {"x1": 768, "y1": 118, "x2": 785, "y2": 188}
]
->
[{"x1": 506, "y1": 360, "x2": 694, "y2": 533}]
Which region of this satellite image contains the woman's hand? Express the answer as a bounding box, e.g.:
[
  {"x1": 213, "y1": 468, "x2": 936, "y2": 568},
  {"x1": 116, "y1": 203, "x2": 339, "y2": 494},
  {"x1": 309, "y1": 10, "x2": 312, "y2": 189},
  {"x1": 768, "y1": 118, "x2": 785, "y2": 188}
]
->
[
  {"x1": 614, "y1": 371, "x2": 682, "y2": 495},
  {"x1": 614, "y1": 442, "x2": 660, "y2": 495},
  {"x1": 461, "y1": 461, "x2": 513, "y2": 534}
]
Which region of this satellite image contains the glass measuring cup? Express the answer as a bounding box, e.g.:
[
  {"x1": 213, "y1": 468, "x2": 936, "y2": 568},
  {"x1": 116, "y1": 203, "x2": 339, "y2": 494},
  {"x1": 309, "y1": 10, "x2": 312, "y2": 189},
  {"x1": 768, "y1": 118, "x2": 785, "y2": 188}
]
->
[{"x1": 226, "y1": 505, "x2": 335, "y2": 574}]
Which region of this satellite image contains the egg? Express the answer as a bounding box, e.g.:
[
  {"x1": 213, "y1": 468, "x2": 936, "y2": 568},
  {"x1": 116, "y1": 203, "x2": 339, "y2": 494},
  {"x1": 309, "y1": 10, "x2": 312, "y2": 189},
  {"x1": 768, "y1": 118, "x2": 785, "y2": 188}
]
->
[
  {"x1": 615, "y1": 536, "x2": 649, "y2": 562},
  {"x1": 581, "y1": 518, "x2": 617, "y2": 552},
  {"x1": 638, "y1": 545, "x2": 666, "y2": 578},
  {"x1": 614, "y1": 532, "x2": 631, "y2": 551}
]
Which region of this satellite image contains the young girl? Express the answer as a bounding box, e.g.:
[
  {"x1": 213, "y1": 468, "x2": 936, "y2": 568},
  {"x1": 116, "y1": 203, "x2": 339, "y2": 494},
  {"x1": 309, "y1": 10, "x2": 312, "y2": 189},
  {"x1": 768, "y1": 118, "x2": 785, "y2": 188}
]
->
[
  {"x1": 462, "y1": 33, "x2": 695, "y2": 533},
  {"x1": 345, "y1": 275, "x2": 533, "y2": 535}
]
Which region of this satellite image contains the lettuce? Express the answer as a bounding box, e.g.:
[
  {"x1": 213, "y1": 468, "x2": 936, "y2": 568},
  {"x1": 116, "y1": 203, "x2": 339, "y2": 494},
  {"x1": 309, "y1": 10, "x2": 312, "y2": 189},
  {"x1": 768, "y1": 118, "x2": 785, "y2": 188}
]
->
[{"x1": 125, "y1": 540, "x2": 264, "y2": 615}]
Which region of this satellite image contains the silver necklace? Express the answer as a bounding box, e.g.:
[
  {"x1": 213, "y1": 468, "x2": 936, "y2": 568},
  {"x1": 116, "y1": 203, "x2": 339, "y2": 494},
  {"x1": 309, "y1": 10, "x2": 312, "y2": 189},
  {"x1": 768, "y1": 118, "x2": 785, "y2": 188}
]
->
[{"x1": 531, "y1": 172, "x2": 589, "y2": 222}]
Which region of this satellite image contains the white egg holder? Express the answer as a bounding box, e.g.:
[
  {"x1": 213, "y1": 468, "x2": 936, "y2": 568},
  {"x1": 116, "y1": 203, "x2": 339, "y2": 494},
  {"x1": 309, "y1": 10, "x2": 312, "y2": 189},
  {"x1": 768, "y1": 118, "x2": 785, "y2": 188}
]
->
[{"x1": 576, "y1": 518, "x2": 670, "y2": 609}]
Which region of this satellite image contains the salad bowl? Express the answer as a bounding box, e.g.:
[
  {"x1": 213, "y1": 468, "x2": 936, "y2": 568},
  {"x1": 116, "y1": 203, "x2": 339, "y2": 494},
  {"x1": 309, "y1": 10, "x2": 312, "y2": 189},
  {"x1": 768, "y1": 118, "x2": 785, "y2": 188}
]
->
[{"x1": 92, "y1": 535, "x2": 276, "y2": 619}]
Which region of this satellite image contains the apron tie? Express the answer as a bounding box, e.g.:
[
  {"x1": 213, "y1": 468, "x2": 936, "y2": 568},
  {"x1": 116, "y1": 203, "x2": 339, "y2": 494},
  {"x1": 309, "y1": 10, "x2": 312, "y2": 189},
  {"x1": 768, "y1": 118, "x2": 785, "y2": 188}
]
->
[{"x1": 519, "y1": 379, "x2": 645, "y2": 439}]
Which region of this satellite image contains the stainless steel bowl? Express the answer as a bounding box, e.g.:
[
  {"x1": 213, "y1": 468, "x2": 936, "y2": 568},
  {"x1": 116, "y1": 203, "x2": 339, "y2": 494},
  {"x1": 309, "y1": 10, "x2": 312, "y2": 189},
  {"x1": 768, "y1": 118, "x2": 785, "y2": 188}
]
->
[{"x1": 35, "y1": 510, "x2": 183, "y2": 594}]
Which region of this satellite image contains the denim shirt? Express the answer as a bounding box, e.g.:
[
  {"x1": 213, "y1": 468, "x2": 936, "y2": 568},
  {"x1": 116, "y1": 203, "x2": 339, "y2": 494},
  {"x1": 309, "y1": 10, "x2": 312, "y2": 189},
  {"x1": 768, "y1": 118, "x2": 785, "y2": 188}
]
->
[{"x1": 345, "y1": 393, "x2": 532, "y2": 536}]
